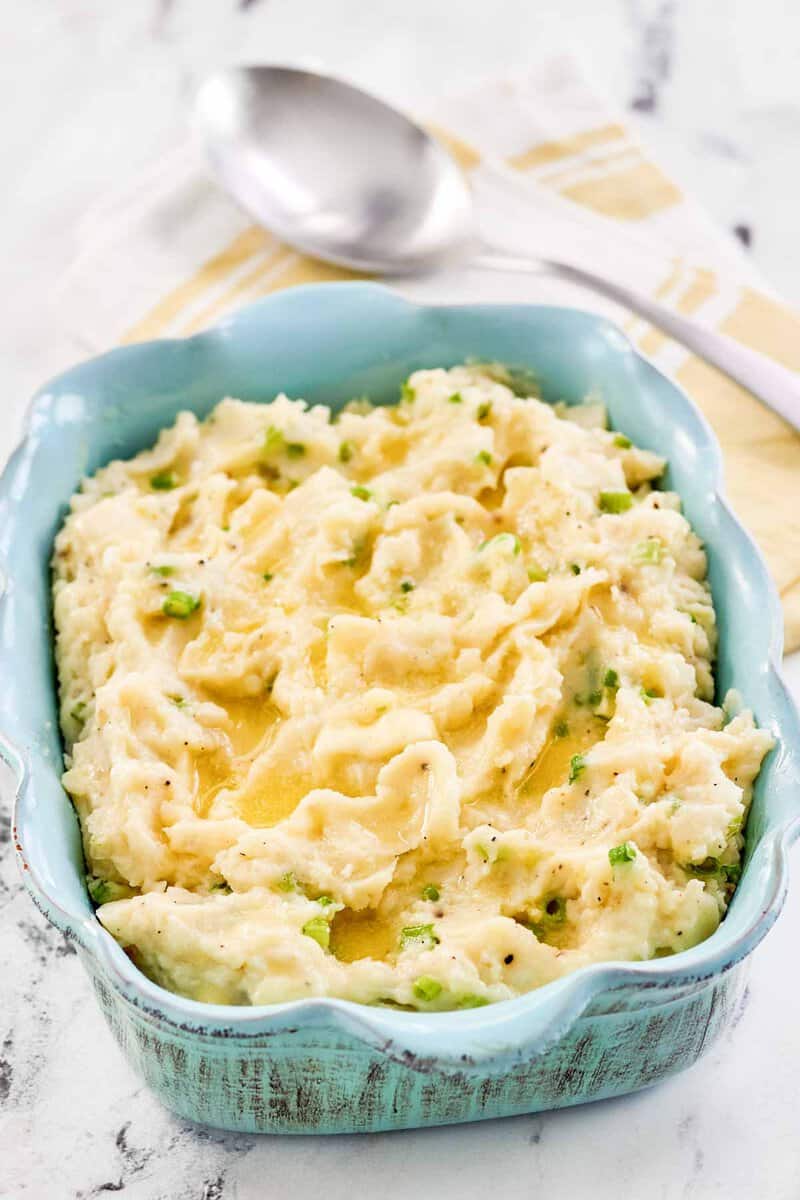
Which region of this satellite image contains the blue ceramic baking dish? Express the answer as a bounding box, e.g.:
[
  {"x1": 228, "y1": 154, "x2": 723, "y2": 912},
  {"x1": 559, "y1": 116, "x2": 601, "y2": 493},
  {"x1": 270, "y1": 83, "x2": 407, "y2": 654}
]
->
[{"x1": 2, "y1": 283, "x2": 799, "y2": 1134}]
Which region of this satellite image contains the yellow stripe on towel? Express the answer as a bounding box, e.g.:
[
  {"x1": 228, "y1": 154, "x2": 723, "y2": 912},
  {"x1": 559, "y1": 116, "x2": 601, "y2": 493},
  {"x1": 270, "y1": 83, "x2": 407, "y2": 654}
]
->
[
  {"x1": 122, "y1": 226, "x2": 270, "y2": 344},
  {"x1": 507, "y1": 123, "x2": 627, "y2": 171}
]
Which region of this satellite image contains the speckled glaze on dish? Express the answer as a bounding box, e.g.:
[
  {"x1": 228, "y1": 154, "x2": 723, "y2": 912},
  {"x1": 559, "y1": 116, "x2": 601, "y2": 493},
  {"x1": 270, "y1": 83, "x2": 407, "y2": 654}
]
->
[{"x1": 2, "y1": 284, "x2": 798, "y2": 1134}]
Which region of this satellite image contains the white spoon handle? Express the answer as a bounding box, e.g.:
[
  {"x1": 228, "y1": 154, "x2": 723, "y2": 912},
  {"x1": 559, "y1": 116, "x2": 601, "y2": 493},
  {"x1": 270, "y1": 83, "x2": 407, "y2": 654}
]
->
[{"x1": 473, "y1": 250, "x2": 800, "y2": 433}]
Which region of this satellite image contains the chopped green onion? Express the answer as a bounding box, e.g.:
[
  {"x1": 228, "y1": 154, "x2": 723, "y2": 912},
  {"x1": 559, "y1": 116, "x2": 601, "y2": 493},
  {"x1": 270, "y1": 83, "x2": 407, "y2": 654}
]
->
[
  {"x1": 263, "y1": 425, "x2": 285, "y2": 452},
  {"x1": 400, "y1": 580, "x2": 415, "y2": 593},
  {"x1": 570, "y1": 563, "x2": 582, "y2": 575},
  {"x1": 641, "y1": 687, "x2": 660, "y2": 703},
  {"x1": 476, "y1": 402, "x2": 492, "y2": 421},
  {"x1": 456, "y1": 994, "x2": 489, "y2": 1009},
  {"x1": 727, "y1": 814, "x2": 744, "y2": 839},
  {"x1": 421, "y1": 883, "x2": 440, "y2": 902},
  {"x1": 684, "y1": 857, "x2": 718, "y2": 876},
  {"x1": 479, "y1": 533, "x2": 521, "y2": 555},
  {"x1": 343, "y1": 536, "x2": 367, "y2": 568},
  {"x1": 162, "y1": 590, "x2": 200, "y2": 619},
  {"x1": 168, "y1": 694, "x2": 189, "y2": 709},
  {"x1": 474, "y1": 449, "x2": 493, "y2": 466},
  {"x1": 632, "y1": 538, "x2": 663, "y2": 565},
  {"x1": 401, "y1": 381, "x2": 416, "y2": 403},
  {"x1": 603, "y1": 669, "x2": 619, "y2": 690},
  {"x1": 613, "y1": 434, "x2": 632, "y2": 449},
  {"x1": 553, "y1": 719, "x2": 569, "y2": 739},
  {"x1": 526, "y1": 563, "x2": 549, "y2": 582},
  {"x1": 262, "y1": 572, "x2": 273, "y2": 582},
  {"x1": 151, "y1": 564, "x2": 175, "y2": 577},
  {"x1": 350, "y1": 485, "x2": 372, "y2": 502},
  {"x1": 568, "y1": 754, "x2": 586, "y2": 784},
  {"x1": 277, "y1": 871, "x2": 298, "y2": 893},
  {"x1": 338, "y1": 440, "x2": 355, "y2": 463},
  {"x1": 302, "y1": 916, "x2": 331, "y2": 950},
  {"x1": 684, "y1": 857, "x2": 740, "y2": 887},
  {"x1": 285, "y1": 442, "x2": 306, "y2": 459},
  {"x1": 447, "y1": 392, "x2": 463, "y2": 405},
  {"x1": 413, "y1": 976, "x2": 443, "y2": 1001},
  {"x1": 543, "y1": 896, "x2": 566, "y2": 922},
  {"x1": 528, "y1": 895, "x2": 568, "y2": 940},
  {"x1": 315, "y1": 894, "x2": 334, "y2": 907},
  {"x1": 87, "y1": 877, "x2": 131, "y2": 905},
  {"x1": 609, "y1": 842, "x2": 637, "y2": 866},
  {"x1": 210, "y1": 880, "x2": 232, "y2": 894},
  {"x1": 150, "y1": 471, "x2": 177, "y2": 491},
  {"x1": 599, "y1": 491, "x2": 633, "y2": 514},
  {"x1": 400, "y1": 923, "x2": 439, "y2": 950}
]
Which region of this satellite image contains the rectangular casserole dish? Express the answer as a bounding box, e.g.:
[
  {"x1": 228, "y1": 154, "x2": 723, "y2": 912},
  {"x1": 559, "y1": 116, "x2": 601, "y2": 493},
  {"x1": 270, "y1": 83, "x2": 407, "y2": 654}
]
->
[{"x1": 2, "y1": 283, "x2": 799, "y2": 1133}]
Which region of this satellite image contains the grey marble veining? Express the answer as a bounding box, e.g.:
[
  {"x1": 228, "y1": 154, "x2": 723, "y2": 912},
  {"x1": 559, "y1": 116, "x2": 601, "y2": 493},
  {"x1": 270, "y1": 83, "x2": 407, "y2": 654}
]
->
[{"x1": 2, "y1": 3, "x2": 800, "y2": 1197}]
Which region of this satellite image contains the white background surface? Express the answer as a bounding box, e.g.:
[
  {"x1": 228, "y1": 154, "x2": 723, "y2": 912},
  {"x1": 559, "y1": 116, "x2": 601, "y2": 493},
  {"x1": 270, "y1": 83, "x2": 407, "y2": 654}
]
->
[{"x1": 2, "y1": 3, "x2": 800, "y2": 1198}]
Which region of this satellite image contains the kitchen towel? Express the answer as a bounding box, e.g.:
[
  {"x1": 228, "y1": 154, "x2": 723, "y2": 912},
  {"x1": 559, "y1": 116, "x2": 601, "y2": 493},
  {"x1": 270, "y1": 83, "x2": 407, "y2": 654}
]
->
[{"x1": 58, "y1": 54, "x2": 800, "y2": 650}]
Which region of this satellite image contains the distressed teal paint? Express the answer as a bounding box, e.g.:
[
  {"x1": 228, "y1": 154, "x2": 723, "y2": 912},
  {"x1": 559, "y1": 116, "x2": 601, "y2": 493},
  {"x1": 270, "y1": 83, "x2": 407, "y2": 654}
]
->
[{"x1": 2, "y1": 284, "x2": 799, "y2": 1133}]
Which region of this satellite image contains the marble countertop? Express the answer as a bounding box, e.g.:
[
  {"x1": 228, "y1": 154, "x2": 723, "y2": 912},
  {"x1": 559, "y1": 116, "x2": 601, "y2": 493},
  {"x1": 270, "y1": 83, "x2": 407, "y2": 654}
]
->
[{"x1": 3, "y1": 2, "x2": 800, "y2": 1197}]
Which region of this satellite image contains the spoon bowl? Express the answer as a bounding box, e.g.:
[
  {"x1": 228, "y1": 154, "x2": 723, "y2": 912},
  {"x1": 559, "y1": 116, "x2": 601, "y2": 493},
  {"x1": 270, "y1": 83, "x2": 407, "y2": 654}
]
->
[
  {"x1": 195, "y1": 66, "x2": 475, "y2": 273},
  {"x1": 194, "y1": 64, "x2": 800, "y2": 430}
]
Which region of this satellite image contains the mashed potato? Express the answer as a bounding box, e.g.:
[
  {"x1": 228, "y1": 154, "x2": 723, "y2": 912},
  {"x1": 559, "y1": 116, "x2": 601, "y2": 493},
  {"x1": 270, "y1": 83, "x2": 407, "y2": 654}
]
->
[{"x1": 52, "y1": 365, "x2": 772, "y2": 1008}]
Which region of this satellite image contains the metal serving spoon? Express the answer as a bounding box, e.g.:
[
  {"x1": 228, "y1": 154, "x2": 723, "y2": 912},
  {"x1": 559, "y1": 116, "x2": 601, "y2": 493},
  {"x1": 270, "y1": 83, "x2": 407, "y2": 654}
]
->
[{"x1": 195, "y1": 65, "x2": 800, "y2": 431}]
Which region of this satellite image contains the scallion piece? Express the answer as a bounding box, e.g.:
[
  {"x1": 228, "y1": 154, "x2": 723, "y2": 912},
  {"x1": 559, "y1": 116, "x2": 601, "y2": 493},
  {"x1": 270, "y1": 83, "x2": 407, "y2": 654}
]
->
[
  {"x1": 400, "y1": 923, "x2": 439, "y2": 950},
  {"x1": 632, "y1": 538, "x2": 663, "y2": 565},
  {"x1": 150, "y1": 471, "x2": 177, "y2": 490},
  {"x1": 568, "y1": 754, "x2": 586, "y2": 783},
  {"x1": 263, "y1": 425, "x2": 285, "y2": 452},
  {"x1": 479, "y1": 532, "x2": 521, "y2": 555},
  {"x1": 413, "y1": 976, "x2": 443, "y2": 1001},
  {"x1": 162, "y1": 590, "x2": 200, "y2": 619},
  {"x1": 302, "y1": 916, "x2": 331, "y2": 950},
  {"x1": 87, "y1": 877, "x2": 130, "y2": 905},
  {"x1": 456, "y1": 994, "x2": 489, "y2": 1009},
  {"x1": 598, "y1": 491, "x2": 633, "y2": 514}
]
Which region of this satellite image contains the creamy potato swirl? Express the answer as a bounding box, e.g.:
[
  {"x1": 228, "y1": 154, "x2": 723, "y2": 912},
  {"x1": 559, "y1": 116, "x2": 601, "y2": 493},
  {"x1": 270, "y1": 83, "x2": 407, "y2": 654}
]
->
[{"x1": 53, "y1": 366, "x2": 772, "y2": 1008}]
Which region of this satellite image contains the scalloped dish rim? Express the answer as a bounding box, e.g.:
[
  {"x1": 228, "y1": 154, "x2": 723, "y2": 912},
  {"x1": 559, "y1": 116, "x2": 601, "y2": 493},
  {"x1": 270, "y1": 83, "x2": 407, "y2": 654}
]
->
[{"x1": 2, "y1": 283, "x2": 799, "y2": 1069}]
